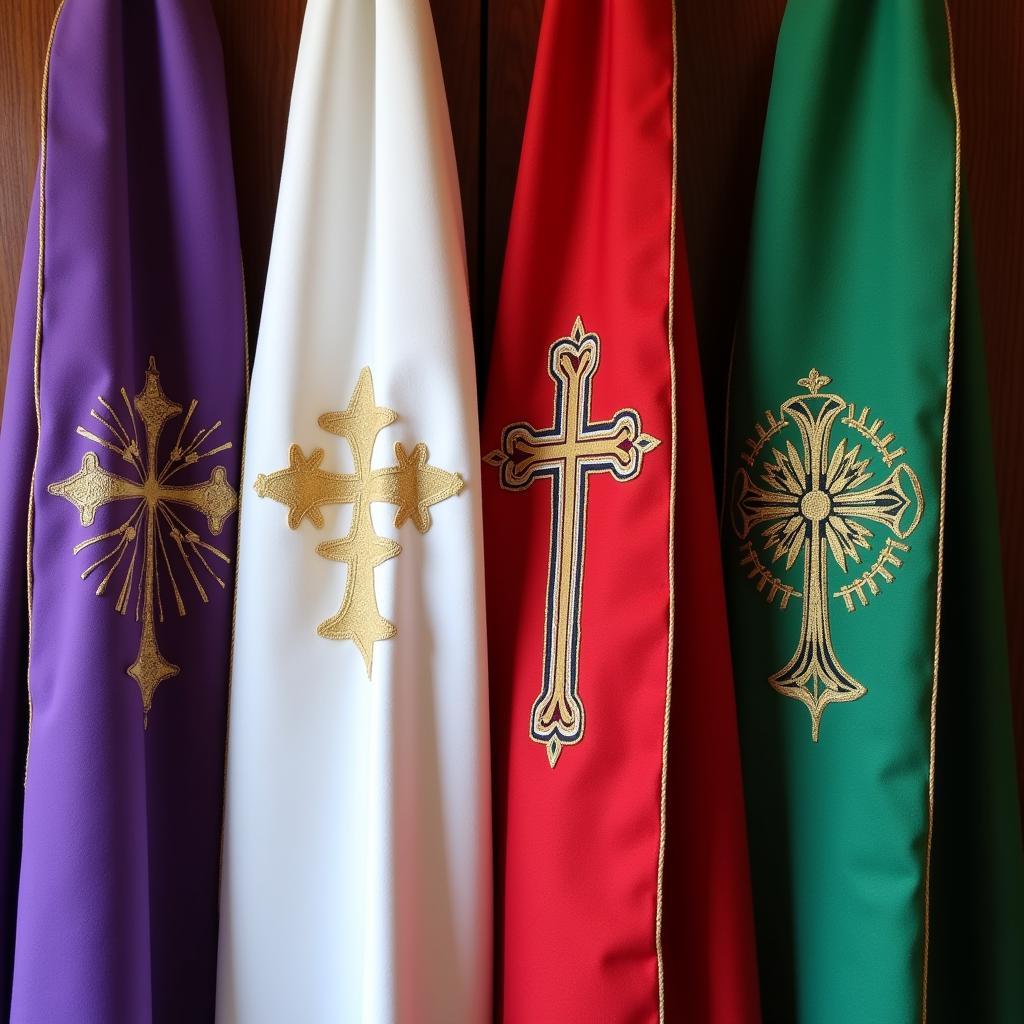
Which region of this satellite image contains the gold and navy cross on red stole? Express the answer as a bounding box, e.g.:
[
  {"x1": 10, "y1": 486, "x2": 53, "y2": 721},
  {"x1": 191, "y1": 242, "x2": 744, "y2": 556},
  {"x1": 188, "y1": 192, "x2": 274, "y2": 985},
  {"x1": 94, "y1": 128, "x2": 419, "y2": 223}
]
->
[{"x1": 485, "y1": 318, "x2": 660, "y2": 767}]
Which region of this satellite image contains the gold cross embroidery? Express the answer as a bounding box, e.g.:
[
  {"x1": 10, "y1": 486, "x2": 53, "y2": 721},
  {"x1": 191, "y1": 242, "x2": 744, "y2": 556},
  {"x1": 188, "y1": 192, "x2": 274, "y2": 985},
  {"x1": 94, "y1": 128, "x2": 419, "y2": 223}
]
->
[
  {"x1": 48, "y1": 357, "x2": 238, "y2": 721},
  {"x1": 731, "y1": 369, "x2": 925, "y2": 740},
  {"x1": 254, "y1": 367, "x2": 464, "y2": 672},
  {"x1": 484, "y1": 318, "x2": 660, "y2": 767}
]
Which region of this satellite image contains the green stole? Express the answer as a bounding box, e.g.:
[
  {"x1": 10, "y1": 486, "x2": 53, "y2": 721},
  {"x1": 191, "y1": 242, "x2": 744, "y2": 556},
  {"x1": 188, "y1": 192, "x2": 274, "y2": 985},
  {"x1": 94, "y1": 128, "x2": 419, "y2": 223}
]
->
[{"x1": 724, "y1": 1, "x2": 1024, "y2": 1019}]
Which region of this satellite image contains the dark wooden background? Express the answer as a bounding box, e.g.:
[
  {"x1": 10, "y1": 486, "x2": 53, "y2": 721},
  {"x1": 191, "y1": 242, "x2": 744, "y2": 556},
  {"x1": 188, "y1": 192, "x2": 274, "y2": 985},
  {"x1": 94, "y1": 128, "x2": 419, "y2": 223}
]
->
[{"x1": 1, "y1": 1, "x2": 1021, "y2": 777}]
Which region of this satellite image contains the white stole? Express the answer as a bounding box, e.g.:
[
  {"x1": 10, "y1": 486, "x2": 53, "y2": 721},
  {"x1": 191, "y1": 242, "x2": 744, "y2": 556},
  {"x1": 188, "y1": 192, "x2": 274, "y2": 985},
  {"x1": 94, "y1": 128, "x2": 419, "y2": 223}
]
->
[{"x1": 216, "y1": 1, "x2": 491, "y2": 1019}]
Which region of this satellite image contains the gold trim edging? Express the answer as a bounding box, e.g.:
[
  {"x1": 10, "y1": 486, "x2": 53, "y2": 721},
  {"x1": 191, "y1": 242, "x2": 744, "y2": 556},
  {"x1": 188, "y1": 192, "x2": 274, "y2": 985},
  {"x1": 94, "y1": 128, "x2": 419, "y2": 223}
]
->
[
  {"x1": 921, "y1": 3, "x2": 961, "y2": 1020},
  {"x1": 25, "y1": 0, "x2": 68, "y2": 784},
  {"x1": 655, "y1": 0, "x2": 679, "y2": 1017}
]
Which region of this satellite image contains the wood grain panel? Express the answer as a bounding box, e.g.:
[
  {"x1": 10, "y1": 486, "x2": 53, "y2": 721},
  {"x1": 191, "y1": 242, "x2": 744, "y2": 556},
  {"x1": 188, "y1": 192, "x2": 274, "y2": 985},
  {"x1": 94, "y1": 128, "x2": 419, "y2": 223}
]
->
[
  {"x1": 0, "y1": 2, "x2": 56, "y2": 401},
  {"x1": 677, "y1": 0, "x2": 786, "y2": 479},
  {"x1": 430, "y1": 0, "x2": 482, "y2": 313},
  {"x1": 481, "y1": 0, "x2": 542, "y2": 368},
  {"x1": 210, "y1": 0, "x2": 306, "y2": 343}
]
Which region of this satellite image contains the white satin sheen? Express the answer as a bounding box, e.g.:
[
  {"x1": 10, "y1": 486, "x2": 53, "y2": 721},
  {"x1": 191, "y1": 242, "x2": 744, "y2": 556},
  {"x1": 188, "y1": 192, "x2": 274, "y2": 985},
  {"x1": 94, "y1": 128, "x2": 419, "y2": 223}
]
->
[{"x1": 216, "y1": 1, "x2": 491, "y2": 1020}]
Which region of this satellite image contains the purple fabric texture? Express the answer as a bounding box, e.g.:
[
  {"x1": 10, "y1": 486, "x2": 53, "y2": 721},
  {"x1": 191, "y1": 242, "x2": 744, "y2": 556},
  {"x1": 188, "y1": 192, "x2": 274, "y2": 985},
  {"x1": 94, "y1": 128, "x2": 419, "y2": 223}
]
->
[{"x1": 1, "y1": 1, "x2": 246, "y2": 1020}]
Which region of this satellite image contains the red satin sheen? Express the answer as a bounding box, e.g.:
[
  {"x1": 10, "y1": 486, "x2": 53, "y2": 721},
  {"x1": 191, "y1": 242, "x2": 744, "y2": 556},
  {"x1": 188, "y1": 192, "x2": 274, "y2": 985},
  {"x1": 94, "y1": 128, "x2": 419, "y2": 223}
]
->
[{"x1": 482, "y1": 1, "x2": 761, "y2": 1021}]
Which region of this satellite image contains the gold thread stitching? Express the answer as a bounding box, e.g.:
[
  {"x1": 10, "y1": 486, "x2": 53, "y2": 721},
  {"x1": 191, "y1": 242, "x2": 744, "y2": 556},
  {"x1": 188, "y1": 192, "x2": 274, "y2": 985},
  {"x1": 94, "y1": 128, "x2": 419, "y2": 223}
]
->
[
  {"x1": 25, "y1": 0, "x2": 67, "y2": 782},
  {"x1": 922, "y1": 5, "x2": 961, "y2": 1018},
  {"x1": 656, "y1": 1, "x2": 679, "y2": 1015},
  {"x1": 483, "y1": 319, "x2": 660, "y2": 767},
  {"x1": 48, "y1": 358, "x2": 238, "y2": 722},
  {"x1": 731, "y1": 371, "x2": 925, "y2": 741},
  {"x1": 255, "y1": 366, "x2": 464, "y2": 673},
  {"x1": 739, "y1": 540, "x2": 802, "y2": 608},
  {"x1": 841, "y1": 403, "x2": 907, "y2": 467},
  {"x1": 833, "y1": 538, "x2": 910, "y2": 611},
  {"x1": 740, "y1": 408, "x2": 789, "y2": 468}
]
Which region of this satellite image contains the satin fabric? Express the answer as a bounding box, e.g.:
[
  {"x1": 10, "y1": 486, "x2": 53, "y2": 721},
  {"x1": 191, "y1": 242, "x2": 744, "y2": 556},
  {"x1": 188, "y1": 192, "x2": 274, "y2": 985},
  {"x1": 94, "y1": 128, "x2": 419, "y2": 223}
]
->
[
  {"x1": 1, "y1": 1, "x2": 246, "y2": 1021},
  {"x1": 725, "y1": 2, "x2": 1023, "y2": 1020},
  {"x1": 217, "y1": 2, "x2": 491, "y2": 1021},
  {"x1": 482, "y1": 1, "x2": 760, "y2": 1020}
]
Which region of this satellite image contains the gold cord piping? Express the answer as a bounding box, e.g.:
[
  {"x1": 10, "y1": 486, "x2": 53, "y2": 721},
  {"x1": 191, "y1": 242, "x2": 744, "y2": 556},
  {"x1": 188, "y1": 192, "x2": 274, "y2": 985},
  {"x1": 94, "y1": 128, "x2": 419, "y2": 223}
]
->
[
  {"x1": 921, "y1": 3, "x2": 961, "y2": 1019},
  {"x1": 24, "y1": 0, "x2": 68, "y2": 784},
  {"x1": 655, "y1": 0, "x2": 679, "y2": 1017}
]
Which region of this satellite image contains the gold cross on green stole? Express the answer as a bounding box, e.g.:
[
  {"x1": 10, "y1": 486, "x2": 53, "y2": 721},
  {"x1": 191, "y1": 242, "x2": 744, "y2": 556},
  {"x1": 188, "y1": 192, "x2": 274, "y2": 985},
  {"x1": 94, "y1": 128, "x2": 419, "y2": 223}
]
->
[{"x1": 731, "y1": 370, "x2": 925, "y2": 740}]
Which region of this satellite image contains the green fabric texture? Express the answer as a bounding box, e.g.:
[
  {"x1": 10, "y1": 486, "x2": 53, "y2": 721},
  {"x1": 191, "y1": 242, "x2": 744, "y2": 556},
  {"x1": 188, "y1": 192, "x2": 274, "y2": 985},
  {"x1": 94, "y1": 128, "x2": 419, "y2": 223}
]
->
[{"x1": 724, "y1": 1, "x2": 1024, "y2": 1020}]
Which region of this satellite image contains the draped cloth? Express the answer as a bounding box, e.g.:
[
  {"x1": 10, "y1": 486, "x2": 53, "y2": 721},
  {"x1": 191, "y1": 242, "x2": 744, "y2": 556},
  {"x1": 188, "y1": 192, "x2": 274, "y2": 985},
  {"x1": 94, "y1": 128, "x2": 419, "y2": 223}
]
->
[
  {"x1": 216, "y1": 1, "x2": 491, "y2": 1020},
  {"x1": 0, "y1": 1, "x2": 247, "y2": 1021},
  {"x1": 724, "y1": 2, "x2": 1024, "y2": 1019},
  {"x1": 481, "y1": 1, "x2": 761, "y2": 1020}
]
